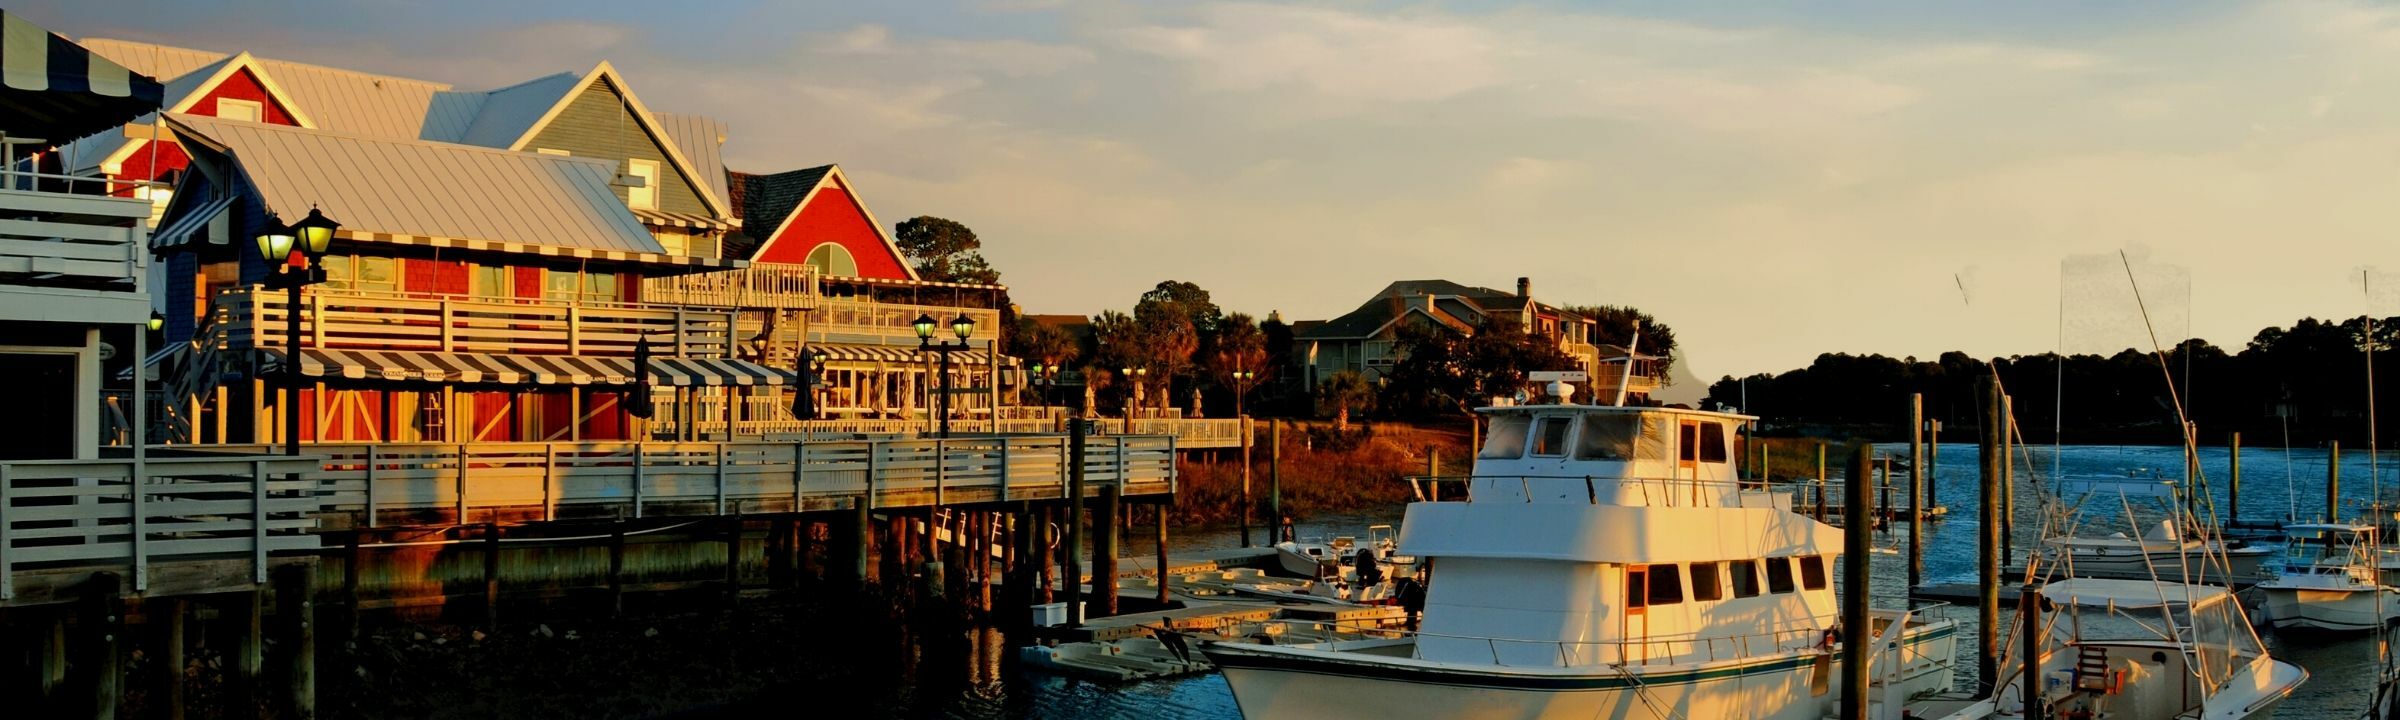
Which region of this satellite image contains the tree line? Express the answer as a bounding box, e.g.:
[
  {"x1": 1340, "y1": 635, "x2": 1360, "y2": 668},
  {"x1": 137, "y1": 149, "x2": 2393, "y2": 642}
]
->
[{"x1": 1707, "y1": 316, "x2": 2400, "y2": 446}]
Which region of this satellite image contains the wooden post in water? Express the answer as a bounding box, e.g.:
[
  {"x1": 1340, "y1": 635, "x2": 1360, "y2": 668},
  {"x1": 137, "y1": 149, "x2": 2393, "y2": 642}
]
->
[
  {"x1": 1155, "y1": 504, "x2": 1171, "y2": 606},
  {"x1": 84, "y1": 573, "x2": 123, "y2": 720},
  {"x1": 1039, "y1": 506, "x2": 1056, "y2": 605},
  {"x1": 1909, "y1": 393, "x2": 1925, "y2": 590},
  {"x1": 922, "y1": 506, "x2": 944, "y2": 601},
  {"x1": 483, "y1": 521, "x2": 501, "y2": 630},
  {"x1": 1977, "y1": 375, "x2": 2002, "y2": 698},
  {"x1": 1841, "y1": 444, "x2": 1871, "y2": 720},
  {"x1": 275, "y1": 563, "x2": 315, "y2": 720},
  {"x1": 235, "y1": 583, "x2": 264, "y2": 711},
  {"x1": 2020, "y1": 581, "x2": 2044, "y2": 720},
  {"x1": 1928, "y1": 419, "x2": 1941, "y2": 497},
  {"x1": 2000, "y1": 394, "x2": 2015, "y2": 570},
  {"x1": 851, "y1": 497, "x2": 870, "y2": 587},
  {"x1": 610, "y1": 519, "x2": 629, "y2": 615},
  {"x1": 1878, "y1": 454, "x2": 1892, "y2": 534},
  {"x1": 725, "y1": 514, "x2": 745, "y2": 604},
  {"x1": 2329, "y1": 440, "x2": 2342, "y2": 523},
  {"x1": 1269, "y1": 420, "x2": 1284, "y2": 542},
  {"x1": 1094, "y1": 483, "x2": 1121, "y2": 618},
  {"x1": 343, "y1": 531, "x2": 362, "y2": 640},
  {"x1": 1814, "y1": 443, "x2": 1828, "y2": 522},
  {"x1": 39, "y1": 616, "x2": 65, "y2": 713},
  {"x1": 1065, "y1": 421, "x2": 1088, "y2": 627},
  {"x1": 164, "y1": 598, "x2": 187, "y2": 720},
  {"x1": 1240, "y1": 417, "x2": 1253, "y2": 548},
  {"x1": 2229, "y1": 432, "x2": 2242, "y2": 527}
]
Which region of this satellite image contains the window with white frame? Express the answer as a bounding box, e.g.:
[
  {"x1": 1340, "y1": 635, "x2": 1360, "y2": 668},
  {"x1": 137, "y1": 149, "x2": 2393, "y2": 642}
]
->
[
  {"x1": 625, "y1": 159, "x2": 659, "y2": 210},
  {"x1": 216, "y1": 98, "x2": 263, "y2": 123}
]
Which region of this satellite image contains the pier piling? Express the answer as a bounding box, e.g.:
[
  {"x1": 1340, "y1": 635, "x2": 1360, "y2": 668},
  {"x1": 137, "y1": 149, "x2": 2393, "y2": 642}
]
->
[
  {"x1": 162, "y1": 598, "x2": 186, "y2": 720},
  {"x1": 1842, "y1": 444, "x2": 1871, "y2": 720},
  {"x1": 2020, "y1": 581, "x2": 2043, "y2": 720},
  {"x1": 84, "y1": 573, "x2": 122, "y2": 720},
  {"x1": 1814, "y1": 444, "x2": 1828, "y2": 523},
  {"x1": 235, "y1": 584, "x2": 264, "y2": 712},
  {"x1": 1269, "y1": 420, "x2": 1283, "y2": 541},
  {"x1": 2001, "y1": 394, "x2": 2014, "y2": 570},
  {"x1": 1908, "y1": 393, "x2": 1924, "y2": 590},
  {"x1": 1066, "y1": 421, "x2": 1088, "y2": 627},
  {"x1": 1154, "y1": 504, "x2": 1170, "y2": 606},
  {"x1": 2329, "y1": 440, "x2": 2342, "y2": 523},
  {"x1": 1094, "y1": 484, "x2": 1121, "y2": 618},
  {"x1": 850, "y1": 497, "x2": 870, "y2": 588},
  {"x1": 1978, "y1": 376, "x2": 2002, "y2": 698},
  {"x1": 2229, "y1": 432, "x2": 2242, "y2": 526},
  {"x1": 482, "y1": 521, "x2": 501, "y2": 629},
  {"x1": 275, "y1": 563, "x2": 316, "y2": 719}
]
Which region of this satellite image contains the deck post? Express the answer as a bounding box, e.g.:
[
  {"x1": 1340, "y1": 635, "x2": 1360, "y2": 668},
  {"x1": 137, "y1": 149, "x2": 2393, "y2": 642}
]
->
[
  {"x1": 1094, "y1": 482, "x2": 1120, "y2": 618},
  {"x1": 1908, "y1": 393, "x2": 1924, "y2": 591},
  {"x1": 162, "y1": 598, "x2": 187, "y2": 720},
  {"x1": 84, "y1": 573, "x2": 123, "y2": 720},
  {"x1": 1065, "y1": 420, "x2": 1087, "y2": 627},
  {"x1": 481, "y1": 522, "x2": 502, "y2": 630},
  {"x1": 1977, "y1": 375, "x2": 2002, "y2": 698},
  {"x1": 1841, "y1": 445, "x2": 1871, "y2": 720},
  {"x1": 850, "y1": 497, "x2": 870, "y2": 588},
  {"x1": 275, "y1": 563, "x2": 315, "y2": 720}
]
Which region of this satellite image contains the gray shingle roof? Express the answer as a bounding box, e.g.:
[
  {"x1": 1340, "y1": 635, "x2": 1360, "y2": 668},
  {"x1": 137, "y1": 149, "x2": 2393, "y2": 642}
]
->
[{"x1": 732, "y1": 164, "x2": 834, "y2": 258}]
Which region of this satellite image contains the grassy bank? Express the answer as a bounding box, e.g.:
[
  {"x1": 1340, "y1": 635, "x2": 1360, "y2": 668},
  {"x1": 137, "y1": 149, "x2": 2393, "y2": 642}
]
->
[{"x1": 1172, "y1": 420, "x2": 1473, "y2": 526}]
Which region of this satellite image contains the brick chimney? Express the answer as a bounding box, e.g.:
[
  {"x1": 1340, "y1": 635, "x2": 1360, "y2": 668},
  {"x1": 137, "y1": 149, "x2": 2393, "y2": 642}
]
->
[{"x1": 1516, "y1": 277, "x2": 1531, "y2": 298}]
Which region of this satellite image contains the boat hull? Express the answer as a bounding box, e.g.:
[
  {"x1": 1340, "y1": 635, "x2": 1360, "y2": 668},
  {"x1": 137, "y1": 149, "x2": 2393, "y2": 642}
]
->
[
  {"x1": 2051, "y1": 546, "x2": 2270, "y2": 583},
  {"x1": 2261, "y1": 586, "x2": 2400, "y2": 632},
  {"x1": 1205, "y1": 629, "x2": 1954, "y2": 720}
]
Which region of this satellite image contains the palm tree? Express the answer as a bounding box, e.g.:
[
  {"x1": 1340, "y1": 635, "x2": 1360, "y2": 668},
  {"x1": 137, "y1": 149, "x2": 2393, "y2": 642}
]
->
[{"x1": 1319, "y1": 370, "x2": 1377, "y2": 430}]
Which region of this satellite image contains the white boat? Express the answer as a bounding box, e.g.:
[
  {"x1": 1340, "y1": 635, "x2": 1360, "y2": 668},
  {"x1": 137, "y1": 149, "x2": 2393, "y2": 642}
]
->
[
  {"x1": 1975, "y1": 579, "x2": 2306, "y2": 719},
  {"x1": 2257, "y1": 523, "x2": 2400, "y2": 632},
  {"x1": 2041, "y1": 476, "x2": 2272, "y2": 583},
  {"x1": 1199, "y1": 402, "x2": 1964, "y2": 720}
]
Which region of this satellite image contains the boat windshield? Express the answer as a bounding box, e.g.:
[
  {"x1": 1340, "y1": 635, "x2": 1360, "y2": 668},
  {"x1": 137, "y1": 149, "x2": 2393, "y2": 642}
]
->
[
  {"x1": 2044, "y1": 586, "x2": 2260, "y2": 693},
  {"x1": 1574, "y1": 414, "x2": 1639, "y2": 461},
  {"x1": 1480, "y1": 415, "x2": 1530, "y2": 459}
]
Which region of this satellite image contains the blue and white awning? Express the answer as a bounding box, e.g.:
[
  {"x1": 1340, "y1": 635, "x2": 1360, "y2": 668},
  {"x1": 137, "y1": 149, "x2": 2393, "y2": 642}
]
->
[{"x1": 0, "y1": 11, "x2": 164, "y2": 141}]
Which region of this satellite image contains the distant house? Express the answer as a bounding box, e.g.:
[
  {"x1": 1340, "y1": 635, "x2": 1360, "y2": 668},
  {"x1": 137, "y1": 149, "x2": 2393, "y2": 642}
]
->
[{"x1": 1294, "y1": 277, "x2": 1661, "y2": 402}]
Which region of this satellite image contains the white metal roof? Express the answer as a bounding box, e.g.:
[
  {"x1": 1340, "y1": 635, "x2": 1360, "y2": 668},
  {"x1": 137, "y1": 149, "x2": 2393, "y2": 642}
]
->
[
  {"x1": 654, "y1": 111, "x2": 730, "y2": 209},
  {"x1": 2038, "y1": 578, "x2": 2230, "y2": 609},
  {"x1": 446, "y1": 72, "x2": 578, "y2": 148},
  {"x1": 169, "y1": 113, "x2": 665, "y2": 255}
]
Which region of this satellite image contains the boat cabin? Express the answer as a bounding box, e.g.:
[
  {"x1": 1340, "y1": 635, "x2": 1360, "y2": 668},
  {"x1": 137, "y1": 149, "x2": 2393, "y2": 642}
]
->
[
  {"x1": 1470, "y1": 404, "x2": 1752, "y2": 506},
  {"x1": 2282, "y1": 523, "x2": 2379, "y2": 579}
]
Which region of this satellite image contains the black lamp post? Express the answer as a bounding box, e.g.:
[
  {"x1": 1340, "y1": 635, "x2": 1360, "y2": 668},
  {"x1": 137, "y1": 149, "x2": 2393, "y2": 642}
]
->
[
  {"x1": 1030, "y1": 362, "x2": 1063, "y2": 408},
  {"x1": 913, "y1": 312, "x2": 976, "y2": 439},
  {"x1": 146, "y1": 311, "x2": 164, "y2": 334},
  {"x1": 259, "y1": 207, "x2": 340, "y2": 456}
]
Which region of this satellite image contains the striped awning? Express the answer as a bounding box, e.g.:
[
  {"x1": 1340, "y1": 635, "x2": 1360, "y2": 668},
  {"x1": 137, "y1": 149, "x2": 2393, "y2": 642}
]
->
[
  {"x1": 150, "y1": 192, "x2": 234, "y2": 249},
  {"x1": 631, "y1": 209, "x2": 736, "y2": 231},
  {"x1": 334, "y1": 229, "x2": 746, "y2": 270},
  {"x1": 813, "y1": 344, "x2": 1019, "y2": 367},
  {"x1": 1, "y1": 11, "x2": 165, "y2": 140},
  {"x1": 266, "y1": 349, "x2": 792, "y2": 386}
]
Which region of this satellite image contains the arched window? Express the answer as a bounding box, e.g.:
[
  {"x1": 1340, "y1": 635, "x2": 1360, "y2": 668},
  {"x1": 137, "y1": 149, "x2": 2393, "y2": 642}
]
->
[{"x1": 804, "y1": 243, "x2": 857, "y2": 277}]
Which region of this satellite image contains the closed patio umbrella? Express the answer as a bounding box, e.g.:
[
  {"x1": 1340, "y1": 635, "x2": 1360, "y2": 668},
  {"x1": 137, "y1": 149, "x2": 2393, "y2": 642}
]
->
[{"x1": 628, "y1": 335, "x2": 656, "y2": 419}]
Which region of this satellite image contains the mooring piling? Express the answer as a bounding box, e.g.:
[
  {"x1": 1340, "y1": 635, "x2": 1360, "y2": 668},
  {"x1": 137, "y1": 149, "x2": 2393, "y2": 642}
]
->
[
  {"x1": 1841, "y1": 443, "x2": 1871, "y2": 720},
  {"x1": 1065, "y1": 420, "x2": 1088, "y2": 627},
  {"x1": 1908, "y1": 392, "x2": 1925, "y2": 590},
  {"x1": 1977, "y1": 376, "x2": 2003, "y2": 698},
  {"x1": 1094, "y1": 483, "x2": 1121, "y2": 618},
  {"x1": 2329, "y1": 440, "x2": 2343, "y2": 523}
]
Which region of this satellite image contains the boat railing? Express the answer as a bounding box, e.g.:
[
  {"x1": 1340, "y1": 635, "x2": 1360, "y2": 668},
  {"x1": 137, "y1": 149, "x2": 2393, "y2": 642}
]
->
[
  {"x1": 1404, "y1": 474, "x2": 1758, "y2": 508},
  {"x1": 1239, "y1": 606, "x2": 1945, "y2": 668}
]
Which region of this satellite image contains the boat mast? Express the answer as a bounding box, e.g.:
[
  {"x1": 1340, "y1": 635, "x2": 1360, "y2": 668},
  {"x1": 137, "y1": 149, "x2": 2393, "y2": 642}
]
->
[{"x1": 1613, "y1": 320, "x2": 1641, "y2": 407}]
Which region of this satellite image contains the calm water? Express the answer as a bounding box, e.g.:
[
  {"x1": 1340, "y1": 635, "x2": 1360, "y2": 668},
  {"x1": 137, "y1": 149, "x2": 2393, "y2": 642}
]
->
[{"x1": 909, "y1": 444, "x2": 2400, "y2": 719}]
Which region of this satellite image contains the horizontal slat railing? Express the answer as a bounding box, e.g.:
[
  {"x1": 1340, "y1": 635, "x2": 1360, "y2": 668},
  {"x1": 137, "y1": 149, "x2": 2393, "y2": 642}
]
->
[
  {"x1": 1, "y1": 454, "x2": 324, "y2": 599},
  {"x1": 203, "y1": 436, "x2": 1177, "y2": 525},
  {"x1": 217, "y1": 286, "x2": 741, "y2": 358},
  {"x1": 640, "y1": 262, "x2": 819, "y2": 309},
  {"x1": 809, "y1": 298, "x2": 1001, "y2": 345}
]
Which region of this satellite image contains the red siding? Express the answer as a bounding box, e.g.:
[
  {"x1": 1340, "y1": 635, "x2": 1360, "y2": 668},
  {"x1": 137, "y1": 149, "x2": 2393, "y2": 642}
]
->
[
  {"x1": 581, "y1": 391, "x2": 627, "y2": 440},
  {"x1": 752, "y1": 181, "x2": 911, "y2": 280},
  {"x1": 404, "y1": 258, "x2": 468, "y2": 295},
  {"x1": 514, "y1": 267, "x2": 544, "y2": 299},
  {"x1": 112, "y1": 67, "x2": 302, "y2": 190},
  {"x1": 469, "y1": 391, "x2": 514, "y2": 442}
]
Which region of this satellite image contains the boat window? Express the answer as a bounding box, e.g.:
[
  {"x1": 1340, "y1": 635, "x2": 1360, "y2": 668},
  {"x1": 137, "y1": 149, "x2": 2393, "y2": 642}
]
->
[
  {"x1": 1698, "y1": 423, "x2": 1728, "y2": 463},
  {"x1": 1479, "y1": 415, "x2": 1530, "y2": 459},
  {"x1": 1799, "y1": 555, "x2": 1827, "y2": 590},
  {"x1": 1646, "y1": 564, "x2": 1684, "y2": 605},
  {"x1": 1727, "y1": 560, "x2": 1761, "y2": 598},
  {"x1": 1765, "y1": 558, "x2": 1796, "y2": 594},
  {"x1": 1678, "y1": 423, "x2": 1698, "y2": 462},
  {"x1": 1574, "y1": 414, "x2": 1640, "y2": 461},
  {"x1": 1636, "y1": 414, "x2": 1671, "y2": 461},
  {"x1": 1689, "y1": 562, "x2": 1723, "y2": 602},
  {"x1": 1530, "y1": 417, "x2": 1572, "y2": 457},
  {"x1": 1626, "y1": 568, "x2": 1648, "y2": 610}
]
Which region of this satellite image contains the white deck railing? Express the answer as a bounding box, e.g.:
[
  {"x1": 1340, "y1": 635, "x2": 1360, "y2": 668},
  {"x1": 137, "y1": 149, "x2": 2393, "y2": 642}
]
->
[
  {"x1": 202, "y1": 436, "x2": 1179, "y2": 526},
  {"x1": 218, "y1": 285, "x2": 744, "y2": 358},
  {"x1": 1, "y1": 453, "x2": 324, "y2": 599}
]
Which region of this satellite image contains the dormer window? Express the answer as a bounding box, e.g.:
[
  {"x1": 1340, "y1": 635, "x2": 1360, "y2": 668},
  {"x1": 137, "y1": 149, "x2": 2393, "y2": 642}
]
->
[
  {"x1": 625, "y1": 158, "x2": 659, "y2": 210},
  {"x1": 217, "y1": 98, "x2": 263, "y2": 123}
]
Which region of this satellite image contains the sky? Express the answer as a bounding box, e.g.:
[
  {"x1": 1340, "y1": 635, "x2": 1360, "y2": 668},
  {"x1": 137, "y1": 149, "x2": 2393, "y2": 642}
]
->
[{"x1": 29, "y1": 0, "x2": 2400, "y2": 386}]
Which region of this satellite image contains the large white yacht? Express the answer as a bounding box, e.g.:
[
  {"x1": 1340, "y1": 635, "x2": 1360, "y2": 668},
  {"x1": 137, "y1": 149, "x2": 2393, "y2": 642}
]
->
[{"x1": 1199, "y1": 402, "x2": 1962, "y2": 719}]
